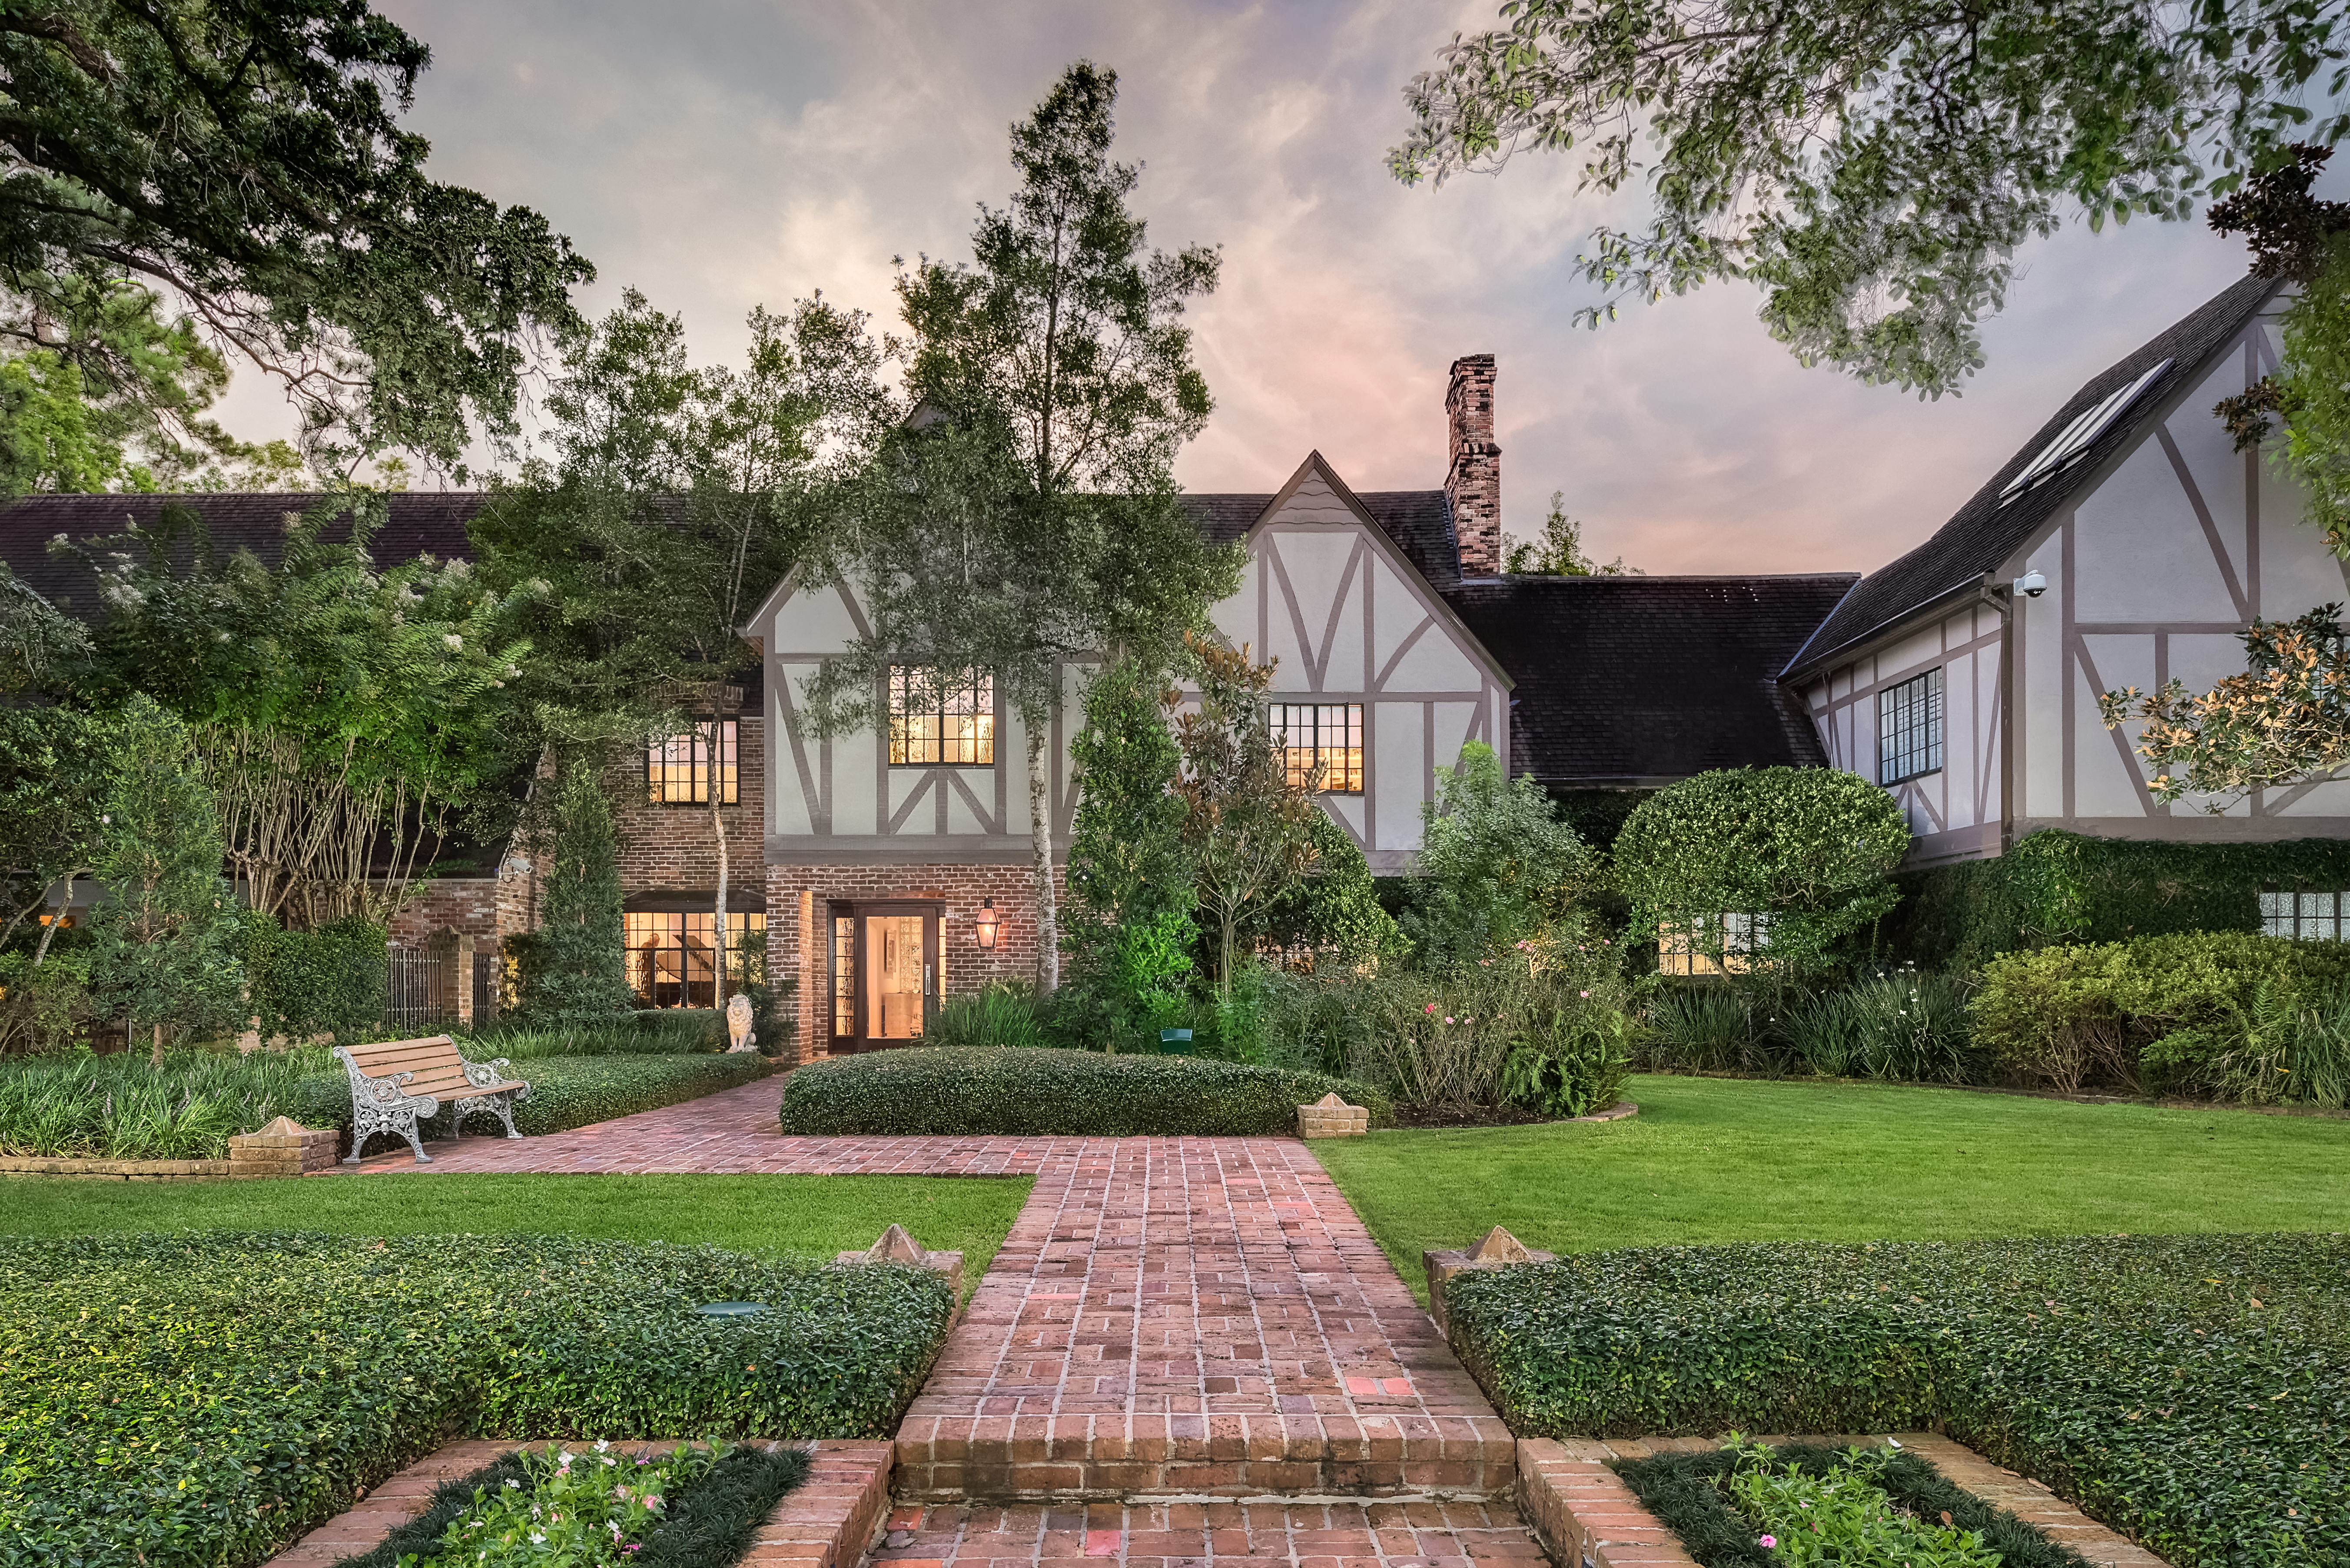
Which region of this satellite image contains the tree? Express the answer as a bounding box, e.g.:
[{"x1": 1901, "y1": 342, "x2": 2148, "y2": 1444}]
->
[
  {"x1": 1504, "y1": 491, "x2": 1635, "y2": 575},
  {"x1": 1614, "y1": 765, "x2": 1910, "y2": 976},
  {"x1": 1063, "y1": 655, "x2": 1198, "y2": 1048},
  {"x1": 83, "y1": 694, "x2": 244, "y2": 1061},
  {"x1": 0, "y1": 702, "x2": 109, "y2": 955},
  {"x1": 2099, "y1": 603, "x2": 2350, "y2": 805},
  {"x1": 1170, "y1": 635, "x2": 1324, "y2": 996},
  {"x1": 1405, "y1": 740, "x2": 1592, "y2": 966},
  {"x1": 508, "y1": 756, "x2": 633, "y2": 1024},
  {"x1": 69, "y1": 496, "x2": 533, "y2": 928},
  {"x1": 1261, "y1": 810, "x2": 1402, "y2": 969},
  {"x1": 0, "y1": 1, "x2": 592, "y2": 474},
  {"x1": 804, "y1": 61, "x2": 1239, "y2": 994},
  {"x1": 1389, "y1": 0, "x2": 2350, "y2": 396},
  {"x1": 474, "y1": 287, "x2": 889, "y2": 1001}
]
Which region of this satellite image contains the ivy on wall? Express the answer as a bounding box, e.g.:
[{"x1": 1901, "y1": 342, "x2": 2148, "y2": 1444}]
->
[{"x1": 1884, "y1": 829, "x2": 2350, "y2": 971}]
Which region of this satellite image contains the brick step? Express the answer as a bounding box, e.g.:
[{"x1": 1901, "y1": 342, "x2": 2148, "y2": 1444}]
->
[{"x1": 893, "y1": 1411, "x2": 1516, "y2": 1501}]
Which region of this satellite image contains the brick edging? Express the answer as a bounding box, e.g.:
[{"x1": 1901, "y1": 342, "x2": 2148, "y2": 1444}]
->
[
  {"x1": 0, "y1": 1154, "x2": 235, "y2": 1180},
  {"x1": 1514, "y1": 1435, "x2": 2168, "y2": 1568},
  {"x1": 256, "y1": 1438, "x2": 893, "y2": 1568}
]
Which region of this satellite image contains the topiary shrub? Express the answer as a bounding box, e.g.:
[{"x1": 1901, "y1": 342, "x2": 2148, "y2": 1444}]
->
[
  {"x1": 0, "y1": 1230, "x2": 953, "y2": 1568},
  {"x1": 1615, "y1": 766, "x2": 1909, "y2": 978},
  {"x1": 777, "y1": 1046, "x2": 1391, "y2": 1136},
  {"x1": 1442, "y1": 1233, "x2": 2350, "y2": 1568}
]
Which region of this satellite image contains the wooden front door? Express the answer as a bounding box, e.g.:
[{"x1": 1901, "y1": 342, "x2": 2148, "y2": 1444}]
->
[{"x1": 826, "y1": 900, "x2": 942, "y2": 1054}]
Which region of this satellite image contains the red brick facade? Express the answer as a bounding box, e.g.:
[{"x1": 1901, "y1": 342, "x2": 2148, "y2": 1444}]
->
[
  {"x1": 765, "y1": 861, "x2": 1067, "y2": 1064},
  {"x1": 610, "y1": 713, "x2": 769, "y2": 903},
  {"x1": 388, "y1": 866, "x2": 532, "y2": 948}
]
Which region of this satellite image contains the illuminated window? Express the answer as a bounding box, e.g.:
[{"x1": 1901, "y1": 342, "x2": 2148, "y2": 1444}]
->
[
  {"x1": 647, "y1": 719, "x2": 738, "y2": 805},
  {"x1": 890, "y1": 667, "x2": 994, "y2": 765},
  {"x1": 1270, "y1": 702, "x2": 1363, "y2": 793},
  {"x1": 1878, "y1": 669, "x2": 1943, "y2": 786},
  {"x1": 1658, "y1": 913, "x2": 1771, "y2": 976},
  {"x1": 832, "y1": 915, "x2": 856, "y2": 1038},
  {"x1": 2261, "y1": 891, "x2": 2350, "y2": 941},
  {"x1": 624, "y1": 909, "x2": 765, "y2": 1007}
]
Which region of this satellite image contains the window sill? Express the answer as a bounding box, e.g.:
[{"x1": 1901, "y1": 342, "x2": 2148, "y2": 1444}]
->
[{"x1": 1878, "y1": 768, "x2": 1942, "y2": 787}]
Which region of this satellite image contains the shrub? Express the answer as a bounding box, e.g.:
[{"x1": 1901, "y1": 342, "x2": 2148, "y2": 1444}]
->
[
  {"x1": 1640, "y1": 983, "x2": 1776, "y2": 1073},
  {"x1": 929, "y1": 981, "x2": 1049, "y2": 1050},
  {"x1": 777, "y1": 1046, "x2": 1391, "y2": 1136},
  {"x1": 1258, "y1": 932, "x2": 1632, "y2": 1115},
  {"x1": 508, "y1": 756, "x2": 634, "y2": 1025},
  {"x1": 1615, "y1": 766, "x2": 1909, "y2": 978},
  {"x1": 0, "y1": 1231, "x2": 953, "y2": 1568},
  {"x1": 1972, "y1": 930, "x2": 2350, "y2": 1096},
  {"x1": 1781, "y1": 968, "x2": 1984, "y2": 1083},
  {"x1": 1443, "y1": 1233, "x2": 2350, "y2": 1568},
  {"x1": 0, "y1": 948, "x2": 95, "y2": 1056},
  {"x1": 0, "y1": 1045, "x2": 330, "y2": 1159},
  {"x1": 242, "y1": 913, "x2": 388, "y2": 1044},
  {"x1": 294, "y1": 1051, "x2": 769, "y2": 1148},
  {"x1": 1402, "y1": 740, "x2": 1591, "y2": 965},
  {"x1": 471, "y1": 1010, "x2": 727, "y2": 1059}
]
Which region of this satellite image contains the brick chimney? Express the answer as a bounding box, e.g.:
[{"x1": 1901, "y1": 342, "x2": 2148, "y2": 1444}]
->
[{"x1": 1444, "y1": 354, "x2": 1500, "y2": 576}]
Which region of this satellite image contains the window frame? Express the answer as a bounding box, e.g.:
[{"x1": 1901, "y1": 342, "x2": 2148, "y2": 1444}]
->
[
  {"x1": 888, "y1": 666, "x2": 996, "y2": 767},
  {"x1": 1877, "y1": 666, "x2": 1945, "y2": 786},
  {"x1": 1269, "y1": 701, "x2": 1365, "y2": 795},
  {"x1": 646, "y1": 717, "x2": 739, "y2": 806},
  {"x1": 2260, "y1": 889, "x2": 2350, "y2": 943},
  {"x1": 623, "y1": 908, "x2": 767, "y2": 1007}
]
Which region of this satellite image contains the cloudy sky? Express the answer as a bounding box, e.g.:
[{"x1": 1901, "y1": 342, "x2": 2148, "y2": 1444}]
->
[{"x1": 245, "y1": 0, "x2": 2277, "y2": 576}]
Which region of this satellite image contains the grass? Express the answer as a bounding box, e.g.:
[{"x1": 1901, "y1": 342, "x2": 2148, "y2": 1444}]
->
[
  {"x1": 0, "y1": 1171, "x2": 1032, "y2": 1289},
  {"x1": 1312, "y1": 1073, "x2": 2350, "y2": 1303}
]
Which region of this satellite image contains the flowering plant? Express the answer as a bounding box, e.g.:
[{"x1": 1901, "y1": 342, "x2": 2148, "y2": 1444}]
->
[
  {"x1": 396, "y1": 1439, "x2": 725, "y2": 1567},
  {"x1": 1719, "y1": 1437, "x2": 2000, "y2": 1567}
]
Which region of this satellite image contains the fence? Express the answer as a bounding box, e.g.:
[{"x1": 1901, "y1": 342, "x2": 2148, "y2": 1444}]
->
[{"x1": 386, "y1": 946, "x2": 454, "y2": 1033}]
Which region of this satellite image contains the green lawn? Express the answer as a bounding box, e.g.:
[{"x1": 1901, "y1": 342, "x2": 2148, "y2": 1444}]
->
[
  {"x1": 1314, "y1": 1074, "x2": 2350, "y2": 1303},
  {"x1": 0, "y1": 1172, "x2": 1033, "y2": 1290}
]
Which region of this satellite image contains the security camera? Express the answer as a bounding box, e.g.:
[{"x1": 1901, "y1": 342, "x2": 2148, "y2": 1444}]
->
[{"x1": 2012, "y1": 570, "x2": 2048, "y2": 599}]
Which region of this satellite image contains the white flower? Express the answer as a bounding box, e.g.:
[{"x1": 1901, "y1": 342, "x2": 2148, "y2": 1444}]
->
[
  {"x1": 530, "y1": 1533, "x2": 546, "y2": 1545},
  {"x1": 444, "y1": 633, "x2": 464, "y2": 650},
  {"x1": 504, "y1": 1479, "x2": 520, "y2": 1489},
  {"x1": 595, "y1": 1440, "x2": 611, "y2": 1453}
]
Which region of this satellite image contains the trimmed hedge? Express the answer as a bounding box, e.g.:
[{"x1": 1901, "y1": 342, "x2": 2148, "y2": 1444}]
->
[
  {"x1": 778, "y1": 1046, "x2": 1393, "y2": 1136},
  {"x1": 1444, "y1": 1234, "x2": 2350, "y2": 1568},
  {"x1": 0, "y1": 1231, "x2": 953, "y2": 1568},
  {"x1": 293, "y1": 1051, "x2": 770, "y2": 1148}
]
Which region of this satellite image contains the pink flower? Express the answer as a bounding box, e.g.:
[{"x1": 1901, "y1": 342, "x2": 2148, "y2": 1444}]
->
[
  {"x1": 1444, "y1": 1016, "x2": 1455, "y2": 1024},
  {"x1": 1759, "y1": 1538, "x2": 1777, "y2": 1550},
  {"x1": 1580, "y1": 990, "x2": 1590, "y2": 998},
  {"x1": 1424, "y1": 1003, "x2": 1437, "y2": 1014}
]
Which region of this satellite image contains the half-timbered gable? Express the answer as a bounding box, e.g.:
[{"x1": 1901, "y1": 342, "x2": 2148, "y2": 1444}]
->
[
  {"x1": 1786, "y1": 273, "x2": 2350, "y2": 865},
  {"x1": 1195, "y1": 452, "x2": 1514, "y2": 869}
]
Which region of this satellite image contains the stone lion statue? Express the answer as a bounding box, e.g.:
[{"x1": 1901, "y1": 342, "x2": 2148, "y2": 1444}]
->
[{"x1": 725, "y1": 992, "x2": 757, "y2": 1053}]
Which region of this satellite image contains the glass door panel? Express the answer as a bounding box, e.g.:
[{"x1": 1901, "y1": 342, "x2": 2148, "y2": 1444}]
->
[{"x1": 864, "y1": 913, "x2": 929, "y2": 1040}]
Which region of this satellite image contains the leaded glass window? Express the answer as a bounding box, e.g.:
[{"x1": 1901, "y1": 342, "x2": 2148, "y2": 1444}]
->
[
  {"x1": 889, "y1": 667, "x2": 995, "y2": 766},
  {"x1": 1270, "y1": 702, "x2": 1364, "y2": 793},
  {"x1": 1878, "y1": 668, "x2": 1944, "y2": 786}
]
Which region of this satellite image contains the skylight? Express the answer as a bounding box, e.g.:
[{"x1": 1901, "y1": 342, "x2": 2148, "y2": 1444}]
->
[{"x1": 1998, "y1": 358, "x2": 2174, "y2": 504}]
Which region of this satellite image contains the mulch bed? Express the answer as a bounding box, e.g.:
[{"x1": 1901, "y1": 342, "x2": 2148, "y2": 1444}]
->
[{"x1": 1391, "y1": 1103, "x2": 1563, "y2": 1129}]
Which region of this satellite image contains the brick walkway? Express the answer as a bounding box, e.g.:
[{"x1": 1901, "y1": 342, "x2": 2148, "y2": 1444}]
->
[
  {"x1": 329, "y1": 1075, "x2": 1515, "y2": 1502},
  {"x1": 870, "y1": 1497, "x2": 1543, "y2": 1568}
]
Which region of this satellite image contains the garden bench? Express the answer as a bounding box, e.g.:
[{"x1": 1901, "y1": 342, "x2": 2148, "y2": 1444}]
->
[{"x1": 334, "y1": 1035, "x2": 531, "y2": 1165}]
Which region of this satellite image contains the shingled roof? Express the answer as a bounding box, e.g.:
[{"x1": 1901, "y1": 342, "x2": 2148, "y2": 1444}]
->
[
  {"x1": 1782, "y1": 272, "x2": 2283, "y2": 682},
  {"x1": 0, "y1": 491, "x2": 485, "y2": 618},
  {"x1": 1446, "y1": 573, "x2": 1860, "y2": 785},
  {"x1": 0, "y1": 486, "x2": 1469, "y2": 613}
]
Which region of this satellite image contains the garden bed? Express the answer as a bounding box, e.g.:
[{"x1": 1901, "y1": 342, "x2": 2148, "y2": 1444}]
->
[
  {"x1": 1444, "y1": 1233, "x2": 2348, "y2": 1566},
  {"x1": 1390, "y1": 1098, "x2": 1637, "y2": 1129},
  {"x1": 778, "y1": 1046, "x2": 1391, "y2": 1137},
  {"x1": 0, "y1": 1231, "x2": 953, "y2": 1568},
  {"x1": 331, "y1": 1439, "x2": 808, "y2": 1568}
]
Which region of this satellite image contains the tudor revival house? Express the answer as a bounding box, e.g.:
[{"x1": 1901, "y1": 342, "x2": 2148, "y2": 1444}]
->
[{"x1": 7, "y1": 272, "x2": 2343, "y2": 1054}]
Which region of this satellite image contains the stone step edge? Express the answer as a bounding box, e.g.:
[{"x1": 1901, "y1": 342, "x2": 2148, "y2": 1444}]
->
[
  {"x1": 893, "y1": 1413, "x2": 1516, "y2": 1502},
  {"x1": 257, "y1": 1438, "x2": 892, "y2": 1568}
]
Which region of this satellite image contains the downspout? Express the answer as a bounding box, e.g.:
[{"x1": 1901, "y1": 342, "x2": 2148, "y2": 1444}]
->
[{"x1": 1975, "y1": 575, "x2": 2016, "y2": 855}]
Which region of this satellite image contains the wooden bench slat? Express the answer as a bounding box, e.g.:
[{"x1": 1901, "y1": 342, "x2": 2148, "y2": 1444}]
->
[
  {"x1": 345, "y1": 1036, "x2": 456, "y2": 1059},
  {"x1": 349, "y1": 1049, "x2": 465, "y2": 1073}
]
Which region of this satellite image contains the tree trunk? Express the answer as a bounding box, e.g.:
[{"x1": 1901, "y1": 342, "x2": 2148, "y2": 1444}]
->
[
  {"x1": 149, "y1": 1021, "x2": 164, "y2": 1068},
  {"x1": 710, "y1": 776, "x2": 729, "y2": 1012},
  {"x1": 1028, "y1": 725, "x2": 1060, "y2": 994},
  {"x1": 30, "y1": 878, "x2": 70, "y2": 966}
]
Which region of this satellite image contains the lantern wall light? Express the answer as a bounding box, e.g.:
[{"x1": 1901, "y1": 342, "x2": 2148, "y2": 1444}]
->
[{"x1": 974, "y1": 897, "x2": 999, "y2": 949}]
